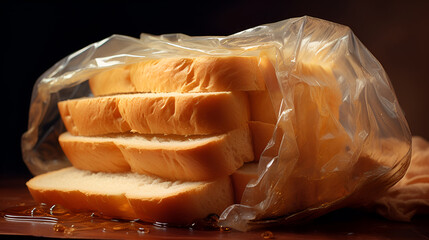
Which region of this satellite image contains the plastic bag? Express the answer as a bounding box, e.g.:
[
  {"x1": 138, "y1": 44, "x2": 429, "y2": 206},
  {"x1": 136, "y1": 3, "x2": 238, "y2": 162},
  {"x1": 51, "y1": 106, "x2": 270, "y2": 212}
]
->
[
  {"x1": 21, "y1": 16, "x2": 411, "y2": 231},
  {"x1": 372, "y1": 136, "x2": 429, "y2": 221}
]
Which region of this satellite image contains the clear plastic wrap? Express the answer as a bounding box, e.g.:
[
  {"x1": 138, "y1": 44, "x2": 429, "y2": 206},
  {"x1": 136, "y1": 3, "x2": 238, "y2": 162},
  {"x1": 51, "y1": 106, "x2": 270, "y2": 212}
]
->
[{"x1": 21, "y1": 16, "x2": 412, "y2": 231}]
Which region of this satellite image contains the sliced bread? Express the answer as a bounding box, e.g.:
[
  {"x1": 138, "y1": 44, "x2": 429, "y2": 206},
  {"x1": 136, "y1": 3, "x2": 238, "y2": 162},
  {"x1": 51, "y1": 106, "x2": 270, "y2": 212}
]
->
[
  {"x1": 231, "y1": 163, "x2": 259, "y2": 203},
  {"x1": 249, "y1": 121, "x2": 280, "y2": 160},
  {"x1": 89, "y1": 56, "x2": 269, "y2": 95},
  {"x1": 247, "y1": 91, "x2": 277, "y2": 124},
  {"x1": 26, "y1": 167, "x2": 234, "y2": 225},
  {"x1": 58, "y1": 127, "x2": 254, "y2": 181},
  {"x1": 58, "y1": 92, "x2": 249, "y2": 136}
]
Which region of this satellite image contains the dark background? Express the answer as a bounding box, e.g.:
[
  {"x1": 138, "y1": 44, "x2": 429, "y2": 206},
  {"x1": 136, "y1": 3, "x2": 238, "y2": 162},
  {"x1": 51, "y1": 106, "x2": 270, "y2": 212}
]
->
[{"x1": 1, "y1": 0, "x2": 428, "y2": 178}]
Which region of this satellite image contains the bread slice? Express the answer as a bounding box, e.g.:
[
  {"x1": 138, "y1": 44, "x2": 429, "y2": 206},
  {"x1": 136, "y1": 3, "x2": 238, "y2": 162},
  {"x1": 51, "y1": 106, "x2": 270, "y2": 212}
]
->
[
  {"x1": 58, "y1": 127, "x2": 254, "y2": 181},
  {"x1": 249, "y1": 121, "x2": 275, "y2": 160},
  {"x1": 248, "y1": 121, "x2": 285, "y2": 161},
  {"x1": 231, "y1": 163, "x2": 258, "y2": 203},
  {"x1": 247, "y1": 91, "x2": 277, "y2": 124},
  {"x1": 26, "y1": 167, "x2": 234, "y2": 225},
  {"x1": 58, "y1": 92, "x2": 249, "y2": 136},
  {"x1": 89, "y1": 56, "x2": 269, "y2": 95}
]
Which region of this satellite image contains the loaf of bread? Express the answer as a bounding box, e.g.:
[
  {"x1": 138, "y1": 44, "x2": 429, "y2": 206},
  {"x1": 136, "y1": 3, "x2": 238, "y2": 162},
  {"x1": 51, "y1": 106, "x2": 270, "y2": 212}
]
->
[
  {"x1": 26, "y1": 167, "x2": 234, "y2": 225},
  {"x1": 89, "y1": 56, "x2": 269, "y2": 95},
  {"x1": 28, "y1": 54, "x2": 282, "y2": 225},
  {"x1": 59, "y1": 127, "x2": 254, "y2": 181},
  {"x1": 58, "y1": 92, "x2": 249, "y2": 136}
]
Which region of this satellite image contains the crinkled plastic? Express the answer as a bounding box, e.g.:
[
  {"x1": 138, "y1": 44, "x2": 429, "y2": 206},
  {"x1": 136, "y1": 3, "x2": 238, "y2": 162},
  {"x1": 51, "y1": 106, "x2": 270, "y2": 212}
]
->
[{"x1": 21, "y1": 16, "x2": 412, "y2": 231}]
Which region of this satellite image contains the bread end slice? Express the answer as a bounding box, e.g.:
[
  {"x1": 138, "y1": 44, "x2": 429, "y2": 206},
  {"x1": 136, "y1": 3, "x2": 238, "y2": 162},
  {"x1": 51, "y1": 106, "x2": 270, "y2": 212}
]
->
[{"x1": 89, "y1": 56, "x2": 269, "y2": 95}]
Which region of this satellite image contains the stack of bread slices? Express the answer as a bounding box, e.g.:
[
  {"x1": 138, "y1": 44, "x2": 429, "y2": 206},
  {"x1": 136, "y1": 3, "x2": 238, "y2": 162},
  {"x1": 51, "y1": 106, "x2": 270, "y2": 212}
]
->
[{"x1": 26, "y1": 56, "x2": 278, "y2": 225}]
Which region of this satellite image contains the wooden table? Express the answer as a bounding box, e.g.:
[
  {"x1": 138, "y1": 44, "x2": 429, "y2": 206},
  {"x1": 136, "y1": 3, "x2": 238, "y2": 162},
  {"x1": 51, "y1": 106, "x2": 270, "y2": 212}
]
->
[{"x1": 1, "y1": 176, "x2": 428, "y2": 239}]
